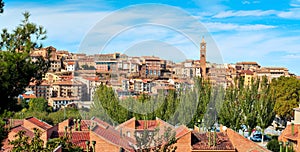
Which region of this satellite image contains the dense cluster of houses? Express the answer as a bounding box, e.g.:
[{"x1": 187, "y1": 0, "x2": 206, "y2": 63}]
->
[
  {"x1": 2, "y1": 116, "x2": 270, "y2": 152},
  {"x1": 21, "y1": 38, "x2": 292, "y2": 111}
]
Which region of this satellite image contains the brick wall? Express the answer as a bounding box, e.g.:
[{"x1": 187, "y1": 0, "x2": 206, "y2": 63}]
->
[
  {"x1": 89, "y1": 131, "x2": 121, "y2": 152},
  {"x1": 58, "y1": 119, "x2": 70, "y2": 131},
  {"x1": 174, "y1": 131, "x2": 191, "y2": 152}
]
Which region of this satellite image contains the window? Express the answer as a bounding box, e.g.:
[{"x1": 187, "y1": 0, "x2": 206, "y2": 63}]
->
[{"x1": 127, "y1": 131, "x2": 131, "y2": 137}]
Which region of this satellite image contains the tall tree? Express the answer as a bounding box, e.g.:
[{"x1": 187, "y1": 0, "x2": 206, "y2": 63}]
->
[
  {"x1": 257, "y1": 76, "x2": 276, "y2": 143},
  {"x1": 271, "y1": 76, "x2": 300, "y2": 121},
  {"x1": 0, "y1": 12, "x2": 50, "y2": 112}
]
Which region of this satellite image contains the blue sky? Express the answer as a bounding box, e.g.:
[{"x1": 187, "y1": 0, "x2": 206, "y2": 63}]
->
[{"x1": 1, "y1": 0, "x2": 300, "y2": 75}]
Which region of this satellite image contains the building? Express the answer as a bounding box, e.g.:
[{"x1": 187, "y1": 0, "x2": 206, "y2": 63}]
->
[
  {"x1": 279, "y1": 105, "x2": 300, "y2": 151},
  {"x1": 2, "y1": 117, "x2": 270, "y2": 152},
  {"x1": 27, "y1": 81, "x2": 51, "y2": 100},
  {"x1": 200, "y1": 37, "x2": 207, "y2": 78}
]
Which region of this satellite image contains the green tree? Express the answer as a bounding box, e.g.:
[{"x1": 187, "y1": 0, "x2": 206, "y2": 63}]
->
[
  {"x1": 10, "y1": 128, "x2": 82, "y2": 152},
  {"x1": 9, "y1": 130, "x2": 30, "y2": 152},
  {"x1": 28, "y1": 98, "x2": 50, "y2": 112},
  {"x1": 0, "y1": 0, "x2": 4, "y2": 13},
  {"x1": 0, "y1": 12, "x2": 50, "y2": 112},
  {"x1": 271, "y1": 76, "x2": 300, "y2": 120},
  {"x1": 90, "y1": 84, "x2": 128, "y2": 124},
  {"x1": 257, "y1": 76, "x2": 276, "y2": 143},
  {"x1": 266, "y1": 139, "x2": 280, "y2": 152},
  {"x1": 134, "y1": 127, "x2": 177, "y2": 152}
]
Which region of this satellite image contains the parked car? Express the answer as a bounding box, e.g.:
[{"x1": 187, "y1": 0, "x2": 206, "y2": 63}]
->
[{"x1": 250, "y1": 133, "x2": 271, "y2": 142}]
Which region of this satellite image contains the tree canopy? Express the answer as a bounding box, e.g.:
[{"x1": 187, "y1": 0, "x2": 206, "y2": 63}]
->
[
  {"x1": 0, "y1": 12, "x2": 50, "y2": 112},
  {"x1": 271, "y1": 76, "x2": 300, "y2": 120}
]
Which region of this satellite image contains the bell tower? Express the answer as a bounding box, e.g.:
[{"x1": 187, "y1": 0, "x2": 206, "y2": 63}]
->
[{"x1": 200, "y1": 37, "x2": 206, "y2": 78}]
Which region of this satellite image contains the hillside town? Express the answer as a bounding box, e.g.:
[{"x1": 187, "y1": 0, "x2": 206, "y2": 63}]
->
[{"x1": 22, "y1": 38, "x2": 293, "y2": 111}]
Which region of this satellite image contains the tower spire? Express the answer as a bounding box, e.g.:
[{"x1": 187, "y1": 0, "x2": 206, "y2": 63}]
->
[{"x1": 200, "y1": 36, "x2": 207, "y2": 78}]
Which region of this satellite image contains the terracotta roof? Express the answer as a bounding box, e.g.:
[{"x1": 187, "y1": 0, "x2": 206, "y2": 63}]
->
[
  {"x1": 67, "y1": 62, "x2": 75, "y2": 65},
  {"x1": 52, "y1": 131, "x2": 90, "y2": 149},
  {"x1": 236, "y1": 62, "x2": 258, "y2": 65},
  {"x1": 25, "y1": 117, "x2": 52, "y2": 130},
  {"x1": 241, "y1": 70, "x2": 254, "y2": 75},
  {"x1": 279, "y1": 123, "x2": 300, "y2": 141},
  {"x1": 22, "y1": 93, "x2": 37, "y2": 99},
  {"x1": 191, "y1": 131, "x2": 235, "y2": 151},
  {"x1": 92, "y1": 125, "x2": 134, "y2": 151},
  {"x1": 50, "y1": 97, "x2": 79, "y2": 101},
  {"x1": 83, "y1": 77, "x2": 99, "y2": 81},
  {"x1": 2, "y1": 138, "x2": 13, "y2": 152},
  {"x1": 53, "y1": 80, "x2": 79, "y2": 85},
  {"x1": 11, "y1": 125, "x2": 34, "y2": 138},
  {"x1": 136, "y1": 120, "x2": 158, "y2": 130},
  {"x1": 6, "y1": 119, "x2": 23, "y2": 128},
  {"x1": 67, "y1": 119, "x2": 92, "y2": 131},
  {"x1": 91, "y1": 117, "x2": 112, "y2": 129},
  {"x1": 175, "y1": 125, "x2": 190, "y2": 138},
  {"x1": 116, "y1": 117, "x2": 136, "y2": 130},
  {"x1": 226, "y1": 128, "x2": 270, "y2": 152}
]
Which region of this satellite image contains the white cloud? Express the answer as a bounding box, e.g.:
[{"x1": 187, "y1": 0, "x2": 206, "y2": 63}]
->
[
  {"x1": 283, "y1": 54, "x2": 300, "y2": 59},
  {"x1": 204, "y1": 22, "x2": 276, "y2": 32},
  {"x1": 213, "y1": 10, "x2": 277, "y2": 18},
  {"x1": 277, "y1": 8, "x2": 300, "y2": 19},
  {"x1": 0, "y1": 5, "x2": 109, "y2": 51}
]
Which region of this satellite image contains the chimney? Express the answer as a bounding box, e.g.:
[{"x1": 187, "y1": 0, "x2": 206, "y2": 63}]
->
[
  {"x1": 77, "y1": 119, "x2": 81, "y2": 131},
  {"x1": 73, "y1": 119, "x2": 77, "y2": 131},
  {"x1": 92, "y1": 140, "x2": 96, "y2": 152},
  {"x1": 64, "y1": 126, "x2": 68, "y2": 137},
  {"x1": 208, "y1": 132, "x2": 211, "y2": 147},
  {"x1": 213, "y1": 129, "x2": 216, "y2": 147},
  {"x1": 292, "y1": 123, "x2": 294, "y2": 136},
  {"x1": 86, "y1": 141, "x2": 90, "y2": 152},
  {"x1": 279, "y1": 141, "x2": 283, "y2": 152}
]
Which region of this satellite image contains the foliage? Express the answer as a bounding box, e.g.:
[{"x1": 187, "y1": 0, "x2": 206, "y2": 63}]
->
[
  {"x1": 134, "y1": 127, "x2": 177, "y2": 152},
  {"x1": 0, "y1": 12, "x2": 50, "y2": 112},
  {"x1": 271, "y1": 76, "x2": 300, "y2": 120},
  {"x1": 13, "y1": 107, "x2": 81, "y2": 125},
  {"x1": 28, "y1": 98, "x2": 51, "y2": 112},
  {"x1": 0, "y1": 119, "x2": 8, "y2": 148},
  {"x1": 266, "y1": 139, "x2": 280, "y2": 152},
  {"x1": 219, "y1": 76, "x2": 276, "y2": 132},
  {"x1": 47, "y1": 107, "x2": 81, "y2": 124},
  {"x1": 0, "y1": 0, "x2": 4, "y2": 13},
  {"x1": 90, "y1": 77, "x2": 212, "y2": 128},
  {"x1": 81, "y1": 64, "x2": 96, "y2": 70},
  {"x1": 10, "y1": 128, "x2": 82, "y2": 152}
]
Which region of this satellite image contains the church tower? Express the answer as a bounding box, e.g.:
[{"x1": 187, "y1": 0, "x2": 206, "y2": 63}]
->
[{"x1": 200, "y1": 37, "x2": 207, "y2": 78}]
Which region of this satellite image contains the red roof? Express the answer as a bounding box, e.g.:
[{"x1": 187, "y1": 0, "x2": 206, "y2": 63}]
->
[
  {"x1": 175, "y1": 125, "x2": 190, "y2": 138},
  {"x1": 191, "y1": 131, "x2": 235, "y2": 151},
  {"x1": 6, "y1": 119, "x2": 24, "y2": 128},
  {"x1": 226, "y1": 128, "x2": 270, "y2": 152},
  {"x1": 136, "y1": 120, "x2": 157, "y2": 130},
  {"x1": 92, "y1": 117, "x2": 112, "y2": 129},
  {"x1": 279, "y1": 123, "x2": 300, "y2": 141},
  {"x1": 22, "y1": 93, "x2": 37, "y2": 99},
  {"x1": 26, "y1": 117, "x2": 52, "y2": 130},
  {"x1": 92, "y1": 125, "x2": 134, "y2": 151},
  {"x1": 241, "y1": 70, "x2": 254, "y2": 75},
  {"x1": 11, "y1": 125, "x2": 34, "y2": 138},
  {"x1": 58, "y1": 131, "x2": 90, "y2": 149},
  {"x1": 67, "y1": 62, "x2": 75, "y2": 65}
]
